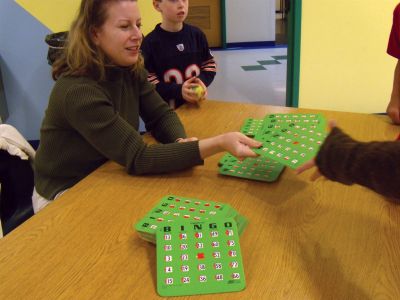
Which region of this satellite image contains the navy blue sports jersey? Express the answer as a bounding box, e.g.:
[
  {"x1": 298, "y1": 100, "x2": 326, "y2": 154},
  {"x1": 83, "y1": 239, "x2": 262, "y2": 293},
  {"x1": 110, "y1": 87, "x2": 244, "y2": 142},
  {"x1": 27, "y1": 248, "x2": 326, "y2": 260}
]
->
[{"x1": 141, "y1": 23, "x2": 216, "y2": 108}]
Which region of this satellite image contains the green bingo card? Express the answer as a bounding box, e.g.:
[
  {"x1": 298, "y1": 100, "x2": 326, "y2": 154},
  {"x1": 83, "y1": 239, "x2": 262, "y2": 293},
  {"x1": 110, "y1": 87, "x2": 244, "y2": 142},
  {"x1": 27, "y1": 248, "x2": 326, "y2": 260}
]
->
[
  {"x1": 240, "y1": 118, "x2": 264, "y2": 137},
  {"x1": 218, "y1": 153, "x2": 285, "y2": 182},
  {"x1": 252, "y1": 113, "x2": 327, "y2": 169},
  {"x1": 135, "y1": 195, "x2": 248, "y2": 244},
  {"x1": 156, "y1": 218, "x2": 246, "y2": 297}
]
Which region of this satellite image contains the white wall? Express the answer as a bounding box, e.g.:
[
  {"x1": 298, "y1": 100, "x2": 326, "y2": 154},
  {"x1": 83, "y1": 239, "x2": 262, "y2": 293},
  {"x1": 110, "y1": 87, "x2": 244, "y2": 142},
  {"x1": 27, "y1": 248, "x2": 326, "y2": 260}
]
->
[{"x1": 226, "y1": 0, "x2": 275, "y2": 43}]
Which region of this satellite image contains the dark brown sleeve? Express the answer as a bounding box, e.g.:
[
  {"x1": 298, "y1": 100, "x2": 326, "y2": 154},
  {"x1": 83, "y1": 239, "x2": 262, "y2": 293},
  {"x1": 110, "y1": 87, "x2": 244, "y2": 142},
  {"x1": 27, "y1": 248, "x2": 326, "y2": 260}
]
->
[{"x1": 315, "y1": 127, "x2": 400, "y2": 201}]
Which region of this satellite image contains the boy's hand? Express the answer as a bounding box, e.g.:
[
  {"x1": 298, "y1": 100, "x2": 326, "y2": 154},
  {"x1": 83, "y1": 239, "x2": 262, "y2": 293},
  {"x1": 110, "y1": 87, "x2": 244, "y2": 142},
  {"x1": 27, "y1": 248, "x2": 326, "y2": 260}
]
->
[{"x1": 182, "y1": 77, "x2": 207, "y2": 103}]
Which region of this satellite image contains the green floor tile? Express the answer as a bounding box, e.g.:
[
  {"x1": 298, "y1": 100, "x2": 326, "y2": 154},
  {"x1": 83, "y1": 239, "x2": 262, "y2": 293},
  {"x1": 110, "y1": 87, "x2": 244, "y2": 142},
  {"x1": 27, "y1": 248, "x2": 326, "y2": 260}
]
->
[
  {"x1": 241, "y1": 65, "x2": 266, "y2": 71},
  {"x1": 257, "y1": 60, "x2": 281, "y2": 65},
  {"x1": 271, "y1": 55, "x2": 287, "y2": 60}
]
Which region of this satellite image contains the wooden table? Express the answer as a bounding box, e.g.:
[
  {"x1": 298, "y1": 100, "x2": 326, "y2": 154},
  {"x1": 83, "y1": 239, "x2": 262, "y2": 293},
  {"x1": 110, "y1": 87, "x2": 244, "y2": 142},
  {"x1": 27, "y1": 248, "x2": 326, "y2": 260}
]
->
[{"x1": 0, "y1": 100, "x2": 399, "y2": 299}]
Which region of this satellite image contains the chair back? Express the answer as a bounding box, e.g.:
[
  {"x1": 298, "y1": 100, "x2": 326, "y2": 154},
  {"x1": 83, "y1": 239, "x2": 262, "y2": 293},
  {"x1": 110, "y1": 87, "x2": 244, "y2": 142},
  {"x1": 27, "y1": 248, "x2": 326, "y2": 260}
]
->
[{"x1": 0, "y1": 125, "x2": 35, "y2": 236}]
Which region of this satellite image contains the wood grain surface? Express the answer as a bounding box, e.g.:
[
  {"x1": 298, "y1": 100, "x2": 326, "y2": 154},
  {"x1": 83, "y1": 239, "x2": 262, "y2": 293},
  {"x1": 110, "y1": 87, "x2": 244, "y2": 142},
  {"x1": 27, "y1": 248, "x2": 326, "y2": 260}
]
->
[{"x1": 0, "y1": 100, "x2": 399, "y2": 299}]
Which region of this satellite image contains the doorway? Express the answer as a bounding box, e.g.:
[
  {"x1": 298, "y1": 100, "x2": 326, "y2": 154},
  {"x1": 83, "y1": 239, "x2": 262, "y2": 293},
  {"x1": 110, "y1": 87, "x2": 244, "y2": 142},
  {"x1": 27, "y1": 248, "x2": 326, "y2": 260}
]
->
[
  {"x1": 285, "y1": 0, "x2": 301, "y2": 107},
  {"x1": 276, "y1": 0, "x2": 289, "y2": 45},
  {"x1": 186, "y1": 0, "x2": 301, "y2": 108},
  {"x1": 185, "y1": 0, "x2": 222, "y2": 47}
]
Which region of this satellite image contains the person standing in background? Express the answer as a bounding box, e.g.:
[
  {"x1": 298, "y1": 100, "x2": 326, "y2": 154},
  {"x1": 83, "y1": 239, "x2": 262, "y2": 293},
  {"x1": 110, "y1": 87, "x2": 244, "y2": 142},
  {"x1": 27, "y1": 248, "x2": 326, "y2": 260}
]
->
[{"x1": 141, "y1": 0, "x2": 216, "y2": 108}]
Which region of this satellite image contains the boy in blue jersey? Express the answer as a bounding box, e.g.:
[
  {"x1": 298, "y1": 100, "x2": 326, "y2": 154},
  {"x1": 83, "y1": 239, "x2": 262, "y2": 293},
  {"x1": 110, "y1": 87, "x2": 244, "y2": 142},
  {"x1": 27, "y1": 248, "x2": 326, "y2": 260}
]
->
[{"x1": 141, "y1": 0, "x2": 217, "y2": 108}]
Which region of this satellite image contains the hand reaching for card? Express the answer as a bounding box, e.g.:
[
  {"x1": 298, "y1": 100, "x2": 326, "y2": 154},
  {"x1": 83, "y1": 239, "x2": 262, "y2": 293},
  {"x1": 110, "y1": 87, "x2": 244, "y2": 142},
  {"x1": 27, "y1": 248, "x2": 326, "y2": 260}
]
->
[
  {"x1": 295, "y1": 120, "x2": 337, "y2": 180},
  {"x1": 198, "y1": 132, "x2": 262, "y2": 160}
]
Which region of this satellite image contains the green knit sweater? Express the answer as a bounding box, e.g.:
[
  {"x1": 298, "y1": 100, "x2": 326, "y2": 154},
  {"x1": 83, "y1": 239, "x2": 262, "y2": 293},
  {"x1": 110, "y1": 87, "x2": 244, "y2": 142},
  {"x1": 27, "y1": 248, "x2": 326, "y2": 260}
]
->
[{"x1": 34, "y1": 67, "x2": 203, "y2": 200}]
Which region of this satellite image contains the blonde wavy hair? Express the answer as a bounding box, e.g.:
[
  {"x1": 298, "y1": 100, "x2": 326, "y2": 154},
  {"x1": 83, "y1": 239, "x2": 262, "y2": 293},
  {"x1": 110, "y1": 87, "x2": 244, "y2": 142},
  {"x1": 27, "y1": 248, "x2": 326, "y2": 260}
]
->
[{"x1": 52, "y1": 0, "x2": 144, "y2": 81}]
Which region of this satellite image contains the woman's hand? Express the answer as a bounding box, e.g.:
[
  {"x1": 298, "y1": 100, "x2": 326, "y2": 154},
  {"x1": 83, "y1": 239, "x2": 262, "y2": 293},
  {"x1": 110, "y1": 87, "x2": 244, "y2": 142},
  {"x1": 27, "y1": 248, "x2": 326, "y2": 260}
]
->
[
  {"x1": 199, "y1": 132, "x2": 262, "y2": 160},
  {"x1": 218, "y1": 132, "x2": 261, "y2": 160}
]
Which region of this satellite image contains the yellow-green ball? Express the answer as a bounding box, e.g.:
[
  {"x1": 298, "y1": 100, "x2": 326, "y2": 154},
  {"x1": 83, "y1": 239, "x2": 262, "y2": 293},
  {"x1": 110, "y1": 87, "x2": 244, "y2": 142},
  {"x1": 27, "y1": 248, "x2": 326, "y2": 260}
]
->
[{"x1": 192, "y1": 85, "x2": 205, "y2": 99}]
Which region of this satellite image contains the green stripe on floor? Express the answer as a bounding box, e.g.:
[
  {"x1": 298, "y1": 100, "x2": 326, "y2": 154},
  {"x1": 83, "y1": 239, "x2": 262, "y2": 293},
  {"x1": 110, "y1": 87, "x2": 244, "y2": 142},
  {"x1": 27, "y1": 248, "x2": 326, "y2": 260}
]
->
[
  {"x1": 271, "y1": 55, "x2": 287, "y2": 60},
  {"x1": 241, "y1": 55, "x2": 287, "y2": 71},
  {"x1": 258, "y1": 60, "x2": 281, "y2": 65},
  {"x1": 241, "y1": 65, "x2": 267, "y2": 71}
]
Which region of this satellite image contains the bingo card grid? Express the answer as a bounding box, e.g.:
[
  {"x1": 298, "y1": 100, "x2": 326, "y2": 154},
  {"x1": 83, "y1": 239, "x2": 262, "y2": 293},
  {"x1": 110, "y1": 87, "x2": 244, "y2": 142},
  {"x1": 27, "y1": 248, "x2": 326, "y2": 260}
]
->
[
  {"x1": 156, "y1": 218, "x2": 246, "y2": 296},
  {"x1": 218, "y1": 153, "x2": 285, "y2": 182},
  {"x1": 252, "y1": 113, "x2": 327, "y2": 169}
]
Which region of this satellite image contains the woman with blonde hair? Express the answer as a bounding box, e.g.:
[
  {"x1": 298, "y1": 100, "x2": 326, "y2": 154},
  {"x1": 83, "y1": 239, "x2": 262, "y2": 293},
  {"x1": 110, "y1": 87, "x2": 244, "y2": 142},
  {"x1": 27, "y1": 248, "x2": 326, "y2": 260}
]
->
[{"x1": 34, "y1": 0, "x2": 260, "y2": 211}]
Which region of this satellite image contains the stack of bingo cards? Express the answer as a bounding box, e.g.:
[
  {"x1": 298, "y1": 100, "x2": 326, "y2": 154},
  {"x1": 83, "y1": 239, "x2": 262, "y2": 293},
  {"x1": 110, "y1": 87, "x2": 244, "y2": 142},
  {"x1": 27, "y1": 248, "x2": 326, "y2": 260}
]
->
[
  {"x1": 135, "y1": 195, "x2": 248, "y2": 244},
  {"x1": 252, "y1": 113, "x2": 327, "y2": 169},
  {"x1": 218, "y1": 118, "x2": 285, "y2": 182},
  {"x1": 135, "y1": 195, "x2": 247, "y2": 296}
]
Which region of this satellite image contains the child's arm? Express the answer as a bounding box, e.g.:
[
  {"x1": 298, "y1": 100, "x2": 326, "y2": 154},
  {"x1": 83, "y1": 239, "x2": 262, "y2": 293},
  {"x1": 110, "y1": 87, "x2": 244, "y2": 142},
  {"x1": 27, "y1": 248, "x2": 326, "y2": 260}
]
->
[
  {"x1": 197, "y1": 31, "x2": 216, "y2": 87},
  {"x1": 297, "y1": 127, "x2": 400, "y2": 202},
  {"x1": 198, "y1": 56, "x2": 216, "y2": 87},
  {"x1": 147, "y1": 71, "x2": 184, "y2": 103}
]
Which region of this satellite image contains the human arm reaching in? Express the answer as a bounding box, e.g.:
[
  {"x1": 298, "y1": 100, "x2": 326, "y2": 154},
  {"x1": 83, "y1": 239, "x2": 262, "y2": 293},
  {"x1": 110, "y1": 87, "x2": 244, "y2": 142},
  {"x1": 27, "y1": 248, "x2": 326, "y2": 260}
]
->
[
  {"x1": 296, "y1": 122, "x2": 400, "y2": 202},
  {"x1": 177, "y1": 132, "x2": 262, "y2": 160}
]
